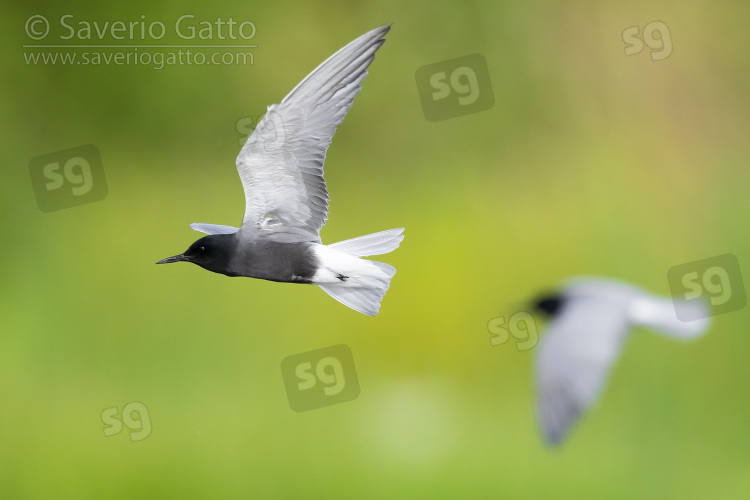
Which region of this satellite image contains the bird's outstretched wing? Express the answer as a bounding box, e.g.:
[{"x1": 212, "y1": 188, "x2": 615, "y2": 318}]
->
[
  {"x1": 235, "y1": 25, "x2": 390, "y2": 243},
  {"x1": 535, "y1": 295, "x2": 632, "y2": 445},
  {"x1": 190, "y1": 223, "x2": 239, "y2": 235}
]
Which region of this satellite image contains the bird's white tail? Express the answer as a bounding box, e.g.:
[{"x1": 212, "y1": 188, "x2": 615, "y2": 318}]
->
[
  {"x1": 327, "y1": 227, "x2": 405, "y2": 257},
  {"x1": 630, "y1": 295, "x2": 711, "y2": 339},
  {"x1": 316, "y1": 228, "x2": 404, "y2": 316}
]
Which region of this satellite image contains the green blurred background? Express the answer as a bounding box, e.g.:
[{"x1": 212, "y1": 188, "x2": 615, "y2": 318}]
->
[{"x1": 2, "y1": 0, "x2": 749, "y2": 498}]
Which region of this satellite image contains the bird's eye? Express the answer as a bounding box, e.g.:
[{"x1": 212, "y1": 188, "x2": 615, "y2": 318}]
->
[{"x1": 198, "y1": 246, "x2": 206, "y2": 253}]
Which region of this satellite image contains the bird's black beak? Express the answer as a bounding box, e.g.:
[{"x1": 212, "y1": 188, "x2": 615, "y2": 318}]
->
[{"x1": 156, "y1": 254, "x2": 188, "y2": 264}]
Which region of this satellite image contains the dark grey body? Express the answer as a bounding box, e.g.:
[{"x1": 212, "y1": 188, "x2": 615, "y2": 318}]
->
[{"x1": 157, "y1": 233, "x2": 319, "y2": 284}]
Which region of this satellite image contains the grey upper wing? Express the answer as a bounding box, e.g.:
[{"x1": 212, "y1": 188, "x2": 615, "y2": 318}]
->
[
  {"x1": 235, "y1": 25, "x2": 390, "y2": 242},
  {"x1": 535, "y1": 296, "x2": 632, "y2": 445},
  {"x1": 190, "y1": 223, "x2": 239, "y2": 235}
]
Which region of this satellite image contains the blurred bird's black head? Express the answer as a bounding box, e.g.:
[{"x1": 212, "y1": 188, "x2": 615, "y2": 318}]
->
[
  {"x1": 156, "y1": 234, "x2": 236, "y2": 276},
  {"x1": 532, "y1": 293, "x2": 564, "y2": 317}
]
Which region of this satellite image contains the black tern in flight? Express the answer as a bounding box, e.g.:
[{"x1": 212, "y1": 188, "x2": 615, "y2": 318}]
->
[
  {"x1": 157, "y1": 25, "x2": 403, "y2": 316},
  {"x1": 531, "y1": 277, "x2": 710, "y2": 445}
]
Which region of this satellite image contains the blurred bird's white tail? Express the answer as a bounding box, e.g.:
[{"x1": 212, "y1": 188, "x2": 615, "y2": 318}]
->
[
  {"x1": 630, "y1": 295, "x2": 711, "y2": 339},
  {"x1": 314, "y1": 228, "x2": 404, "y2": 316}
]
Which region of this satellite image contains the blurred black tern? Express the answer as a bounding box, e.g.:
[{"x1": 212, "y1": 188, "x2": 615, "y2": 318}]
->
[
  {"x1": 531, "y1": 277, "x2": 710, "y2": 445},
  {"x1": 157, "y1": 25, "x2": 403, "y2": 316}
]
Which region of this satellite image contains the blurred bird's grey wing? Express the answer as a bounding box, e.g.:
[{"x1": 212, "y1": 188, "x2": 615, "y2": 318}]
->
[
  {"x1": 190, "y1": 223, "x2": 239, "y2": 235},
  {"x1": 536, "y1": 296, "x2": 632, "y2": 445},
  {"x1": 235, "y1": 25, "x2": 390, "y2": 243}
]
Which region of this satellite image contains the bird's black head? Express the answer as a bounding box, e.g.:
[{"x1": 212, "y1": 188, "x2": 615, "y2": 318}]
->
[
  {"x1": 156, "y1": 234, "x2": 236, "y2": 276},
  {"x1": 532, "y1": 293, "x2": 565, "y2": 317}
]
